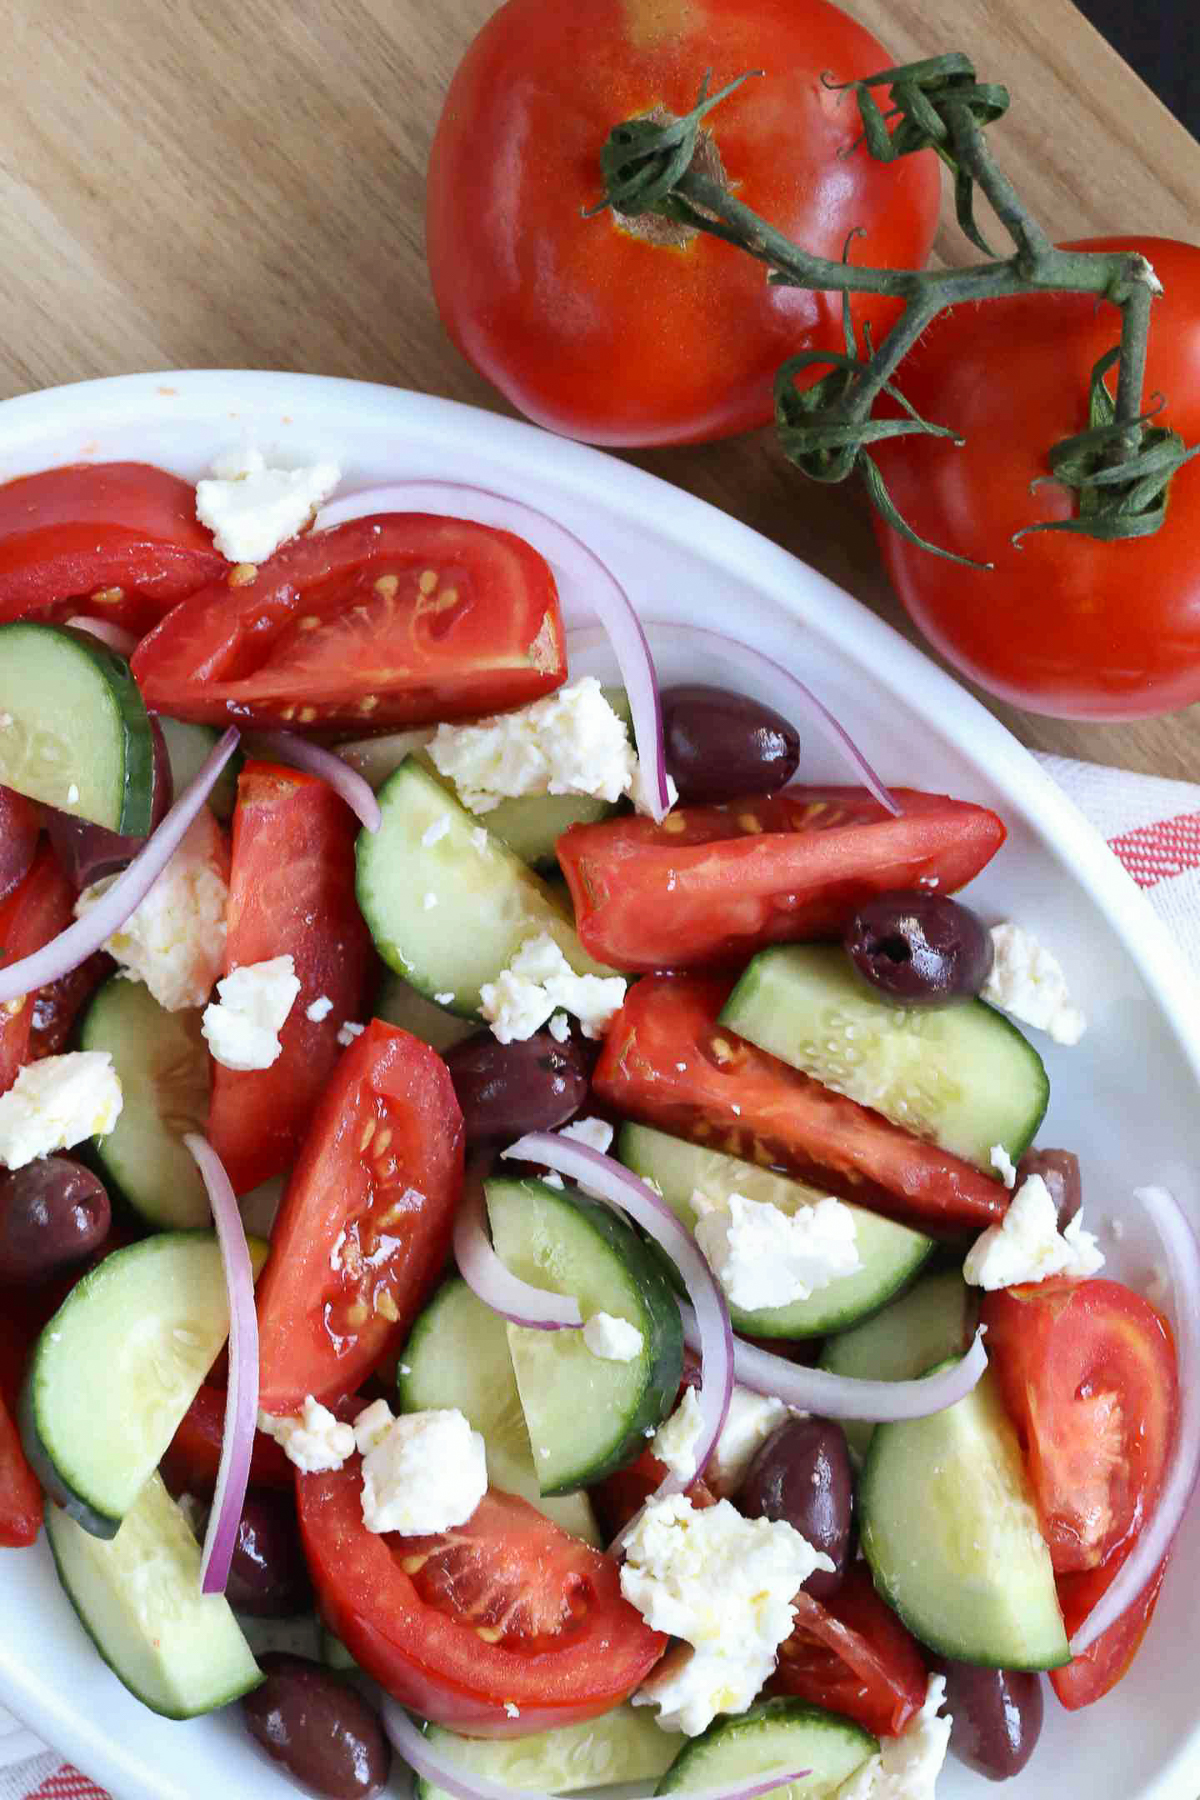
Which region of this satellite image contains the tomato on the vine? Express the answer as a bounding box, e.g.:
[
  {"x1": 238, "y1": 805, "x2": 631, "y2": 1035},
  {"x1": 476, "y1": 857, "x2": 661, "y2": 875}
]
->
[
  {"x1": 427, "y1": 0, "x2": 940, "y2": 447},
  {"x1": 873, "y1": 236, "x2": 1200, "y2": 718}
]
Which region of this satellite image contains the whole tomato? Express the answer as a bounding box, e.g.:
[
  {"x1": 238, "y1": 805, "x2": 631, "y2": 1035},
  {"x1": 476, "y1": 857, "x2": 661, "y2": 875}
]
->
[
  {"x1": 873, "y1": 236, "x2": 1200, "y2": 718},
  {"x1": 427, "y1": 0, "x2": 941, "y2": 447}
]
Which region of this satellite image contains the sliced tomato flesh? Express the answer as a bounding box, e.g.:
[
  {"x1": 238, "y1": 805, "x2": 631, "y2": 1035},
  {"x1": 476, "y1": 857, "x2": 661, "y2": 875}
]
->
[
  {"x1": 0, "y1": 1317, "x2": 42, "y2": 1547},
  {"x1": 207, "y1": 761, "x2": 374, "y2": 1196},
  {"x1": 0, "y1": 462, "x2": 224, "y2": 635},
  {"x1": 256, "y1": 1020, "x2": 464, "y2": 1414},
  {"x1": 772, "y1": 1564, "x2": 928, "y2": 1738},
  {"x1": 593, "y1": 974, "x2": 1007, "y2": 1233},
  {"x1": 131, "y1": 513, "x2": 567, "y2": 731},
  {"x1": 1050, "y1": 1541, "x2": 1169, "y2": 1710},
  {"x1": 298, "y1": 1471, "x2": 665, "y2": 1734},
  {"x1": 982, "y1": 1279, "x2": 1178, "y2": 1574},
  {"x1": 0, "y1": 787, "x2": 40, "y2": 907},
  {"x1": 0, "y1": 846, "x2": 76, "y2": 1095},
  {"x1": 558, "y1": 787, "x2": 1006, "y2": 972},
  {"x1": 160, "y1": 1383, "x2": 296, "y2": 1496}
]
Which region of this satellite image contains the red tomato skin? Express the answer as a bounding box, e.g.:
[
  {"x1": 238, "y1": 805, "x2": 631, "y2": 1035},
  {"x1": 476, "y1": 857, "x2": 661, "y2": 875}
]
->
[
  {"x1": 160, "y1": 1383, "x2": 296, "y2": 1496},
  {"x1": 0, "y1": 1316, "x2": 41, "y2": 1546},
  {"x1": 207, "y1": 762, "x2": 374, "y2": 1196},
  {"x1": 0, "y1": 847, "x2": 76, "y2": 1095},
  {"x1": 427, "y1": 0, "x2": 940, "y2": 447},
  {"x1": 559, "y1": 787, "x2": 1005, "y2": 971},
  {"x1": 0, "y1": 787, "x2": 40, "y2": 906},
  {"x1": 772, "y1": 1564, "x2": 928, "y2": 1738},
  {"x1": 131, "y1": 515, "x2": 567, "y2": 731},
  {"x1": 0, "y1": 462, "x2": 223, "y2": 635},
  {"x1": 981, "y1": 1279, "x2": 1178, "y2": 1574},
  {"x1": 298, "y1": 1471, "x2": 666, "y2": 1734},
  {"x1": 1050, "y1": 1542, "x2": 1169, "y2": 1710},
  {"x1": 594, "y1": 973, "x2": 1007, "y2": 1233},
  {"x1": 256, "y1": 1021, "x2": 464, "y2": 1414},
  {"x1": 874, "y1": 238, "x2": 1200, "y2": 718}
]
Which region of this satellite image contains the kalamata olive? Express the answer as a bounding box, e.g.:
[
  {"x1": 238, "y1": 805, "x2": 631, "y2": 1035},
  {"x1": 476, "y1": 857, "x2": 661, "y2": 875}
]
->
[
  {"x1": 242, "y1": 1653, "x2": 391, "y2": 1800},
  {"x1": 662, "y1": 684, "x2": 800, "y2": 804},
  {"x1": 739, "y1": 1416, "x2": 853, "y2": 1599},
  {"x1": 845, "y1": 890, "x2": 993, "y2": 1006},
  {"x1": 936, "y1": 1660, "x2": 1043, "y2": 1781},
  {"x1": 443, "y1": 1030, "x2": 590, "y2": 1146},
  {"x1": 1016, "y1": 1148, "x2": 1082, "y2": 1228},
  {"x1": 45, "y1": 713, "x2": 173, "y2": 889},
  {"x1": 226, "y1": 1490, "x2": 314, "y2": 1618},
  {"x1": 0, "y1": 1157, "x2": 110, "y2": 1283}
]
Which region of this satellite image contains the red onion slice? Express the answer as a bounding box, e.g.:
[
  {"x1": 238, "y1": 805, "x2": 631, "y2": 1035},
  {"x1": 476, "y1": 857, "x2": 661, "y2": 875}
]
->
[
  {"x1": 247, "y1": 728, "x2": 381, "y2": 832},
  {"x1": 313, "y1": 483, "x2": 670, "y2": 821},
  {"x1": 381, "y1": 1699, "x2": 808, "y2": 1800},
  {"x1": 1069, "y1": 1184, "x2": 1200, "y2": 1655},
  {"x1": 184, "y1": 1133, "x2": 259, "y2": 1596},
  {"x1": 0, "y1": 727, "x2": 239, "y2": 1005},
  {"x1": 65, "y1": 616, "x2": 139, "y2": 657},
  {"x1": 454, "y1": 1164, "x2": 583, "y2": 1330},
  {"x1": 568, "y1": 620, "x2": 900, "y2": 816},
  {"x1": 504, "y1": 1134, "x2": 732, "y2": 1504},
  {"x1": 681, "y1": 1305, "x2": 988, "y2": 1421}
]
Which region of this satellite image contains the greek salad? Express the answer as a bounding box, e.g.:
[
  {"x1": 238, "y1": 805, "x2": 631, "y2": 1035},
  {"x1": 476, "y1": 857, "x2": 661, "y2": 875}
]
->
[{"x1": 0, "y1": 449, "x2": 1193, "y2": 1800}]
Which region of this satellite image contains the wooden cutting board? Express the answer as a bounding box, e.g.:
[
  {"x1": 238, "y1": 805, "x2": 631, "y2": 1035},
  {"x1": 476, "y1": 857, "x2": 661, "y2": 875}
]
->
[{"x1": 0, "y1": 0, "x2": 1197, "y2": 776}]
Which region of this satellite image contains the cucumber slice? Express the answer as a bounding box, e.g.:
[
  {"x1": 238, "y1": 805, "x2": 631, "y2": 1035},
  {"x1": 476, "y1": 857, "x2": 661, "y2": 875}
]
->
[
  {"x1": 46, "y1": 1473, "x2": 261, "y2": 1718},
  {"x1": 859, "y1": 1365, "x2": 1069, "y2": 1669},
  {"x1": 331, "y1": 727, "x2": 435, "y2": 790},
  {"x1": 374, "y1": 969, "x2": 479, "y2": 1054},
  {"x1": 356, "y1": 758, "x2": 619, "y2": 1016},
  {"x1": 417, "y1": 1706, "x2": 683, "y2": 1800},
  {"x1": 157, "y1": 716, "x2": 240, "y2": 820},
  {"x1": 319, "y1": 1626, "x2": 358, "y2": 1672},
  {"x1": 0, "y1": 622, "x2": 154, "y2": 832},
  {"x1": 77, "y1": 975, "x2": 211, "y2": 1229},
  {"x1": 656, "y1": 1699, "x2": 877, "y2": 1800},
  {"x1": 398, "y1": 1277, "x2": 601, "y2": 1545},
  {"x1": 485, "y1": 1176, "x2": 683, "y2": 1495},
  {"x1": 819, "y1": 1270, "x2": 976, "y2": 1460},
  {"x1": 22, "y1": 1232, "x2": 241, "y2": 1536},
  {"x1": 721, "y1": 944, "x2": 1049, "y2": 1171},
  {"x1": 619, "y1": 1123, "x2": 933, "y2": 1339}
]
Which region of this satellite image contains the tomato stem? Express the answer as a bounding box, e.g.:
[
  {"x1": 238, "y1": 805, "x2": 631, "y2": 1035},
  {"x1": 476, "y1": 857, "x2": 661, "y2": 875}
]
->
[{"x1": 590, "y1": 57, "x2": 1190, "y2": 559}]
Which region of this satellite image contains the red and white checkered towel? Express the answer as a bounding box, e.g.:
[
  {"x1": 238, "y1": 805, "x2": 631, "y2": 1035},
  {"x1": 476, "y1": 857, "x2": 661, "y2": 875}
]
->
[{"x1": 3, "y1": 752, "x2": 1199, "y2": 1800}]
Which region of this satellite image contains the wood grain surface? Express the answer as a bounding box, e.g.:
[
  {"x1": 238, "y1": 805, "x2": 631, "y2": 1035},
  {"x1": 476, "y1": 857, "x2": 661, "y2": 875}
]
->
[{"x1": 1, "y1": 0, "x2": 1198, "y2": 776}]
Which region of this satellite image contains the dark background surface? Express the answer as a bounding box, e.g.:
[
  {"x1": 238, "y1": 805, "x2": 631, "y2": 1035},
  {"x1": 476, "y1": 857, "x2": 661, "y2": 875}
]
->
[{"x1": 1078, "y1": 0, "x2": 1197, "y2": 136}]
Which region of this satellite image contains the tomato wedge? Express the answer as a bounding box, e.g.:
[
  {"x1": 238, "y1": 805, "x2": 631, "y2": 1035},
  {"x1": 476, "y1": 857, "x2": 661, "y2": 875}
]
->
[
  {"x1": 559, "y1": 788, "x2": 1005, "y2": 972},
  {"x1": 207, "y1": 762, "x2": 374, "y2": 1195},
  {"x1": 298, "y1": 1471, "x2": 664, "y2": 1733},
  {"x1": 0, "y1": 1317, "x2": 42, "y2": 1547},
  {"x1": 256, "y1": 1021, "x2": 463, "y2": 1413},
  {"x1": 981, "y1": 1280, "x2": 1178, "y2": 1574},
  {"x1": 160, "y1": 1383, "x2": 295, "y2": 1496},
  {"x1": 594, "y1": 975, "x2": 1007, "y2": 1233},
  {"x1": 0, "y1": 846, "x2": 76, "y2": 1095},
  {"x1": 0, "y1": 462, "x2": 224, "y2": 635},
  {"x1": 771, "y1": 1564, "x2": 928, "y2": 1738},
  {"x1": 0, "y1": 787, "x2": 39, "y2": 907},
  {"x1": 1050, "y1": 1541, "x2": 1169, "y2": 1710},
  {"x1": 132, "y1": 514, "x2": 567, "y2": 731}
]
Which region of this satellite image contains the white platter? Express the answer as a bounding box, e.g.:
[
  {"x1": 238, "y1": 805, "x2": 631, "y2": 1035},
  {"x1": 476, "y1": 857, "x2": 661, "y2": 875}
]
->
[{"x1": 0, "y1": 370, "x2": 1197, "y2": 1800}]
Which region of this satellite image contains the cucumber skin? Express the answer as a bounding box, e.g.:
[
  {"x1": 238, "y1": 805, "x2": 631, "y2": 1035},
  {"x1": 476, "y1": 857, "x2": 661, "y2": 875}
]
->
[
  {"x1": 20, "y1": 1387, "x2": 120, "y2": 1539},
  {"x1": 656, "y1": 1698, "x2": 877, "y2": 1797},
  {"x1": 64, "y1": 626, "x2": 157, "y2": 837}
]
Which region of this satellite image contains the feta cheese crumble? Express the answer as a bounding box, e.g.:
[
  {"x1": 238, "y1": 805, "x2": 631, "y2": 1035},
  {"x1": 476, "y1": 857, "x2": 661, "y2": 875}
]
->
[
  {"x1": 428, "y1": 677, "x2": 671, "y2": 818},
  {"x1": 479, "y1": 932, "x2": 626, "y2": 1043},
  {"x1": 692, "y1": 1191, "x2": 862, "y2": 1312},
  {"x1": 196, "y1": 447, "x2": 341, "y2": 565},
  {"x1": 259, "y1": 1397, "x2": 355, "y2": 1475},
  {"x1": 837, "y1": 1674, "x2": 952, "y2": 1800},
  {"x1": 337, "y1": 1021, "x2": 365, "y2": 1047},
  {"x1": 359, "y1": 1407, "x2": 487, "y2": 1536},
  {"x1": 75, "y1": 810, "x2": 229, "y2": 1012},
  {"x1": 548, "y1": 1012, "x2": 571, "y2": 1044},
  {"x1": 623, "y1": 1494, "x2": 833, "y2": 1736},
  {"x1": 990, "y1": 1144, "x2": 1018, "y2": 1189},
  {"x1": 0, "y1": 1052, "x2": 123, "y2": 1170},
  {"x1": 982, "y1": 922, "x2": 1086, "y2": 1045},
  {"x1": 653, "y1": 1387, "x2": 704, "y2": 1481},
  {"x1": 352, "y1": 1398, "x2": 397, "y2": 1457},
  {"x1": 306, "y1": 994, "x2": 334, "y2": 1022},
  {"x1": 707, "y1": 1387, "x2": 789, "y2": 1497},
  {"x1": 963, "y1": 1173, "x2": 1105, "y2": 1289},
  {"x1": 557, "y1": 1117, "x2": 614, "y2": 1155},
  {"x1": 583, "y1": 1312, "x2": 644, "y2": 1362},
  {"x1": 201, "y1": 954, "x2": 300, "y2": 1071}
]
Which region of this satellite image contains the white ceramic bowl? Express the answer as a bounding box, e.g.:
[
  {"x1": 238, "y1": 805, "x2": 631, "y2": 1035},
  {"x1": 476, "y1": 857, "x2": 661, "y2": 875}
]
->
[{"x1": 0, "y1": 371, "x2": 1197, "y2": 1800}]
